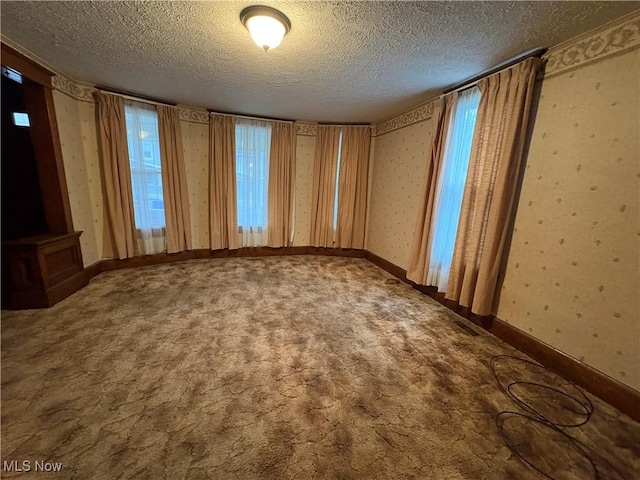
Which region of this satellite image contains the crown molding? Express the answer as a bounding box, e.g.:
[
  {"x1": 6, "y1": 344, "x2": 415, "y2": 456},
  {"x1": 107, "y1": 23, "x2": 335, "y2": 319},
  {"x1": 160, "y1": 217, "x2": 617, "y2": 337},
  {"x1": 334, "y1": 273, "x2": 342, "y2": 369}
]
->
[
  {"x1": 372, "y1": 100, "x2": 435, "y2": 137},
  {"x1": 543, "y1": 10, "x2": 640, "y2": 78}
]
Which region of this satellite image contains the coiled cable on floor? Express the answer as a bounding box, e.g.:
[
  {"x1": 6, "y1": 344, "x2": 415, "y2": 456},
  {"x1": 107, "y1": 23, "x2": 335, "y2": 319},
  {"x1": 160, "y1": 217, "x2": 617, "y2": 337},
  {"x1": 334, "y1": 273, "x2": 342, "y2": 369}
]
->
[{"x1": 490, "y1": 355, "x2": 598, "y2": 480}]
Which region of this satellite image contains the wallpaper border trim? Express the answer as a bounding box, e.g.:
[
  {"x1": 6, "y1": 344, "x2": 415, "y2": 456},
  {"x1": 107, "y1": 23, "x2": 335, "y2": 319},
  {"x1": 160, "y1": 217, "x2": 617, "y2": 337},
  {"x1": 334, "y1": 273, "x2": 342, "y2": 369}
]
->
[
  {"x1": 543, "y1": 10, "x2": 640, "y2": 78},
  {"x1": 178, "y1": 108, "x2": 209, "y2": 124},
  {"x1": 51, "y1": 75, "x2": 95, "y2": 102},
  {"x1": 370, "y1": 10, "x2": 640, "y2": 136},
  {"x1": 372, "y1": 101, "x2": 434, "y2": 137},
  {"x1": 49, "y1": 76, "x2": 326, "y2": 134},
  {"x1": 295, "y1": 123, "x2": 318, "y2": 136}
]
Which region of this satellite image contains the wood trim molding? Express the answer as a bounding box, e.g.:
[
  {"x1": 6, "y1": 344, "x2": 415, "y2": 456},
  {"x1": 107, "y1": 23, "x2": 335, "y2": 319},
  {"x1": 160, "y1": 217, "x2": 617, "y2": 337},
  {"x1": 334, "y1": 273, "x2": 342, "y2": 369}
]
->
[
  {"x1": 87, "y1": 246, "x2": 365, "y2": 278},
  {"x1": 2, "y1": 42, "x2": 75, "y2": 235},
  {"x1": 363, "y1": 250, "x2": 640, "y2": 422},
  {"x1": 83, "y1": 260, "x2": 104, "y2": 281},
  {"x1": 1, "y1": 42, "x2": 54, "y2": 87},
  {"x1": 23, "y1": 83, "x2": 74, "y2": 233}
]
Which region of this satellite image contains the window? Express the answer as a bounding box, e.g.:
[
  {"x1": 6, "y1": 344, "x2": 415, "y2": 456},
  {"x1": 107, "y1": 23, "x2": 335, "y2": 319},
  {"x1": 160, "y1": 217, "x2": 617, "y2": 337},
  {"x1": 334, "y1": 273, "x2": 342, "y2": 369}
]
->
[
  {"x1": 427, "y1": 87, "x2": 481, "y2": 291},
  {"x1": 235, "y1": 119, "x2": 272, "y2": 247},
  {"x1": 12, "y1": 112, "x2": 30, "y2": 127},
  {"x1": 332, "y1": 130, "x2": 343, "y2": 233},
  {"x1": 2, "y1": 66, "x2": 23, "y2": 84},
  {"x1": 124, "y1": 100, "x2": 166, "y2": 254}
]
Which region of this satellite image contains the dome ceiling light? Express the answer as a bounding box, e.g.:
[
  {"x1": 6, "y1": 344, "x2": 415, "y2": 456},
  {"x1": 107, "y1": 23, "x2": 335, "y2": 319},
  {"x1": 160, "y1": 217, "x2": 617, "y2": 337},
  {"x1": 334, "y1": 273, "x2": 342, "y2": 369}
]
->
[{"x1": 240, "y1": 5, "x2": 291, "y2": 52}]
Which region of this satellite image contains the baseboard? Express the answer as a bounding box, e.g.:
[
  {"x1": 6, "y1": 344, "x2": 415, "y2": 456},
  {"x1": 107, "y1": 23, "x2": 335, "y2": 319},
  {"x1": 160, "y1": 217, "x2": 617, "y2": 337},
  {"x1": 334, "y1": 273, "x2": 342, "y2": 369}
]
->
[
  {"x1": 486, "y1": 315, "x2": 640, "y2": 423},
  {"x1": 46, "y1": 268, "x2": 90, "y2": 306},
  {"x1": 363, "y1": 249, "x2": 640, "y2": 423},
  {"x1": 90, "y1": 246, "x2": 365, "y2": 275},
  {"x1": 84, "y1": 260, "x2": 104, "y2": 281}
]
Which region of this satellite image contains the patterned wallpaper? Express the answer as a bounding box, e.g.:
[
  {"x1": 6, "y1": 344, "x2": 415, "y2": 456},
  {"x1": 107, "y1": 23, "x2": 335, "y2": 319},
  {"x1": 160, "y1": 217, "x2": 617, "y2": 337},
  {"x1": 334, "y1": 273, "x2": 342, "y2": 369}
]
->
[
  {"x1": 497, "y1": 48, "x2": 640, "y2": 390},
  {"x1": 293, "y1": 134, "x2": 316, "y2": 246},
  {"x1": 366, "y1": 120, "x2": 432, "y2": 269},
  {"x1": 76, "y1": 100, "x2": 104, "y2": 263},
  {"x1": 48, "y1": 10, "x2": 638, "y2": 390},
  {"x1": 52, "y1": 90, "x2": 101, "y2": 267},
  {"x1": 180, "y1": 121, "x2": 210, "y2": 249},
  {"x1": 52, "y1": 88, "x2": 318, "y2": 253}
]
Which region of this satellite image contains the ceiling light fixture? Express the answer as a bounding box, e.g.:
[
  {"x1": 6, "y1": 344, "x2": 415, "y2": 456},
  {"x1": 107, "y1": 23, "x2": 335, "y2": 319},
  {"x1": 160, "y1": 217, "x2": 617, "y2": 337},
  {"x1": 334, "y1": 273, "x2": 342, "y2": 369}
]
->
[{"x1": 240, "y1": 5, "x2": 291, "y2": 52}]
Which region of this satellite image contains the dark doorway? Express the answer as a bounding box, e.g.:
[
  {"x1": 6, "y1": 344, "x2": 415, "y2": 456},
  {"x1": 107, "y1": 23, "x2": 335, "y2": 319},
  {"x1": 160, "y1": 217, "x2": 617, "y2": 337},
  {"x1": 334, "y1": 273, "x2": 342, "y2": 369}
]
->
[{"x1": 1, "y1": 69, "x2": 49, "y2": 241}]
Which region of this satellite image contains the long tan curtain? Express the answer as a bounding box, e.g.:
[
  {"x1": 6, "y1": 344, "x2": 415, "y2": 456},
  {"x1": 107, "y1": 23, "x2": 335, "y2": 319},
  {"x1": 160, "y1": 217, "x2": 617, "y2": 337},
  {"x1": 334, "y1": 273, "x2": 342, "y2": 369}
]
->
[
  {"x1": 267, "y1": 122, "x2": 296, "y2": 247},
  {"x1": 209, "y1": 114, "x2": 238, "y2": 250},
  {"x1": 310, "y1": 126, "x2": 341, "y2": 247},
  {"x1": 95, "y1": 91, "x2": 137, "y2": 259},
  {"x1": 157, "y1": 105, "x2": 192, "y2": 254},
  {"x1": 406, "y1": 95, "x2": 457, "y2": 283},
  {"x1": 446, "y1": 57, "x2": 543, "y2": 315},
  {"x1": 335, "y1": 126, "x2": 371, "y2": 249}
]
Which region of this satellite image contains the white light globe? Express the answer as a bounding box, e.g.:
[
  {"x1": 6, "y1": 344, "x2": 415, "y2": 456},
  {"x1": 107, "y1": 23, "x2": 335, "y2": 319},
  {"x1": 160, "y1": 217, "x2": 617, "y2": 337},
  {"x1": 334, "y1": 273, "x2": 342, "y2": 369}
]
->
[{"x1": 246, "y1": 15, "x2": 286, "y2": 51}]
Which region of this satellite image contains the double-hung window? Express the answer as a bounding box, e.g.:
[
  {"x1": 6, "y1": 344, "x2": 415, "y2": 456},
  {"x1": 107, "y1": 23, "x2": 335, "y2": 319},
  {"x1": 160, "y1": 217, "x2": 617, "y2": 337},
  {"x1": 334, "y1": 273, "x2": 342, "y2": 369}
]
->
[
  {"x1": 427, "y1": 87, "x2": 481, "y2": 290},
  {"x1": 235, "y1": 119, "x2": 272, "y2": 247},
  {"x1": 124, "y1": 100, "x2": 166, "y2": 254}
]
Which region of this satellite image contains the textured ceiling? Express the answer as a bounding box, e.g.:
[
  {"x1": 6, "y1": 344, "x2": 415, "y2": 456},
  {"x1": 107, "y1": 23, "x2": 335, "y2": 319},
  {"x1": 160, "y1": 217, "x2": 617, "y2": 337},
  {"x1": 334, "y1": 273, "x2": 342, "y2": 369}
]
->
[{"x1": 1, "y1": 1, "x2": 638, "y2": 123}]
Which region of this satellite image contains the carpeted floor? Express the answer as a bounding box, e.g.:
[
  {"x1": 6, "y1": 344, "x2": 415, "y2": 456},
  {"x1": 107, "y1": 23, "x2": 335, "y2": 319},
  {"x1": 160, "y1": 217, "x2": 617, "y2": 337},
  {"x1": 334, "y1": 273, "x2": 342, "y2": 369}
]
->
[{"x1": 1, "y1": 256, "x2": 639, "y2": 479}]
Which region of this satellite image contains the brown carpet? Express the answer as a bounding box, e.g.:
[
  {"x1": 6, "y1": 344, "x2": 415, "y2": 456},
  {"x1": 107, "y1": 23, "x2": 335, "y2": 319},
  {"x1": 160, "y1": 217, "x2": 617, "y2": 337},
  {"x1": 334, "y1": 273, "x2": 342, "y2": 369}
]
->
[{"x1": 1, "y1": 256, "x2": 639, "y2": 479}]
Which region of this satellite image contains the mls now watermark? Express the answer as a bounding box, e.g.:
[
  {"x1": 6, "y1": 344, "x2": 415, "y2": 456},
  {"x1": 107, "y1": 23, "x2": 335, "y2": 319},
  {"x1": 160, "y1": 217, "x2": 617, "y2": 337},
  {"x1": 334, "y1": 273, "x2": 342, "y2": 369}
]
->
[{"x1": 3, "y1": 459, "x2": 63, "y2": 473}]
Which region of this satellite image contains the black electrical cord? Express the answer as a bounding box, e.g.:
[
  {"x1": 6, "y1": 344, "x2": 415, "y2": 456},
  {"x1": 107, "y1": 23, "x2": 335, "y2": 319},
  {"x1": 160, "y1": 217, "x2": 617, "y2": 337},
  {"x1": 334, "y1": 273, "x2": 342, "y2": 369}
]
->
[
  {"x1": 490, "y1": 354, "x2": 598, "y2": 479},
  {"x1": 495, "y1": 410, "x2": 599, "y2": 480},
  {"x1": 491, "y1": 355, "x2": 594, "y2": 427}
]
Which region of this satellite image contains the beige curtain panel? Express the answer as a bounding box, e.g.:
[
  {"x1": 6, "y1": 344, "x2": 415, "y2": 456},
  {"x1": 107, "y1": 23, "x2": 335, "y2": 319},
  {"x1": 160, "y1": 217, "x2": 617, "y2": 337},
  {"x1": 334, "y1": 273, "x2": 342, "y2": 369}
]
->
[
  {"x1": 310, "y1": 126, "x2": 341, "y2": 247},
  {"x1": 209, "y1": 114, "x2": 239, "y2": 250},
  {"x1": 446, "y1": 57, "x2": 543, "y2": 315},
  {"x1": 406, "y1": 95, "x2": 457, "y2": 284},
  {"x1": 335, "y1": 126, "x2": 371, "y2": 249},
  {"x1": 267, "y1": 122, "x2": 296, "y2": 247},
  {"x1": 95, "y1": 91, "x2": 137, "y2": 259},
  {"x1": 157, "y1": 105, "x2": 192, "y2": 254}
]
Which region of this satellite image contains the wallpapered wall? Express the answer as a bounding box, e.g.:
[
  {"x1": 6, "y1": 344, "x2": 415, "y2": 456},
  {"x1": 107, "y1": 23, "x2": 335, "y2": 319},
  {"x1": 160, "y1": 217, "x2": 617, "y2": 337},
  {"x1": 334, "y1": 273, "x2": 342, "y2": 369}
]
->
[
  {"x1": 180, "y1": 121, "x2": 209, "y2": 249},
  {"x1": 366, "y1": 120, "x2": 432, "y2": 269},
  {"x1": 497, "y1": 48, "x2": 640, "y2": 390},
  {"x1": 364, "y1": 37, "x2": 639, "y2": 389},
  {"x1": 52, "y1": 90, "x2": 320, "y2": 257},
  {"x1": 53, "y1": 91, "x2": 102, "y2": 267},
  {"x1": 293, "y1": 134, "x2": 315, "y2": 246}
]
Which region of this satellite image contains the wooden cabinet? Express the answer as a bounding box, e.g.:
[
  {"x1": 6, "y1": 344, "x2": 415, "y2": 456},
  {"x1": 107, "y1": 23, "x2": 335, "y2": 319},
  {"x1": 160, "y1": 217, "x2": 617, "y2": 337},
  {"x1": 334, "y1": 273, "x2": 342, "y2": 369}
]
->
[{"x1": 2, "y1": 232, "x2": 88, "y2": 309}]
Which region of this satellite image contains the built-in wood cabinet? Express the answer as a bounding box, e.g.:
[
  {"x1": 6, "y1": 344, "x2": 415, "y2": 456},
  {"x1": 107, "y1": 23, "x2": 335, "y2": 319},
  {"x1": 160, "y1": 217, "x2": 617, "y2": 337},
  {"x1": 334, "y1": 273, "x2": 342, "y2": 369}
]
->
[{"x1": 2, "y1": 233, "x2": 88, "y2": 309}]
